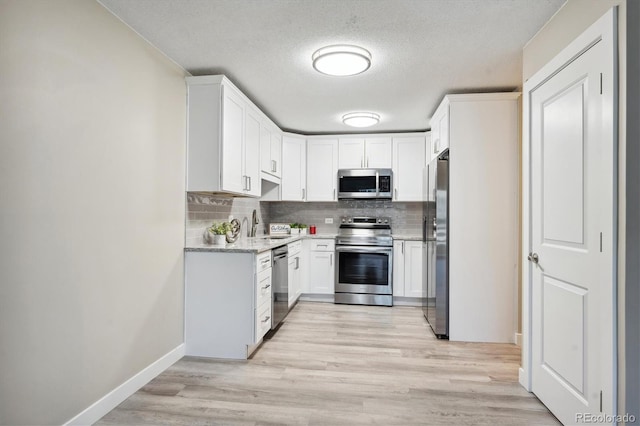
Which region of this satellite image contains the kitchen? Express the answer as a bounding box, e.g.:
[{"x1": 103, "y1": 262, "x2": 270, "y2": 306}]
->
[{"x1": 0, "y1": 1, "x2": 636, "y2": 425}]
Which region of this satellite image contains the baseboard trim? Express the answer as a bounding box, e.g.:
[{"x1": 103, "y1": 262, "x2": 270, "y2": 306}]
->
[
  {"x1": 515, "y1": 332, "x2": 523, "y2": 347},
  {"x1": 64, "y1": 343, "x2": 185, "y2": 425},
  {"x1": 392, "y1": 297, "x2": 423, "y2": 307}
]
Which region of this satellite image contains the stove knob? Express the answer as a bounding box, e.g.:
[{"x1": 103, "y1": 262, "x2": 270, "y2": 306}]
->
[
  {"x1": 377, "y1": 219, "x2": 382, "y2": 223},
  {"x1": 384, "y1": 219, "x2": 388, "y2": 224},
  {"x1": 341, "y1": 218, "x2": 346, "y2": 223},
  {"x1": 348, "y1": 218, "x2": 352, "y2": 223}
]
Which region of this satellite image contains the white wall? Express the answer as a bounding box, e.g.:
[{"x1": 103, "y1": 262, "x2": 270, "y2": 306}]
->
[
  {"x1": 0, "y1": 1, "x2": 188, "y2": 424},
  {"x1": 522, "y1": 0, "x2": 631, "y2": 418}
]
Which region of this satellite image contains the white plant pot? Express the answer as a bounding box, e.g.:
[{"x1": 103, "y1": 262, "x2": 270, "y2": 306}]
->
[
  {"x1": 213, "y1": 234, "x2": 226, "y2": 246},
  {"x1": 300, "y1": 228, "x2": 307, "y2": 235}
]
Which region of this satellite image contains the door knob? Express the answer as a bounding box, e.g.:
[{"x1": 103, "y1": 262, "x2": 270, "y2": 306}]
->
[{"x1": 528, "y1": 252, "x2": 539, "y2": 263}]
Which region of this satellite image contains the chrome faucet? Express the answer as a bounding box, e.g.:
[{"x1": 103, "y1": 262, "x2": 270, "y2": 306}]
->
[{"x1": 251, "y1": 209, "x2": 259, "y2": 237}]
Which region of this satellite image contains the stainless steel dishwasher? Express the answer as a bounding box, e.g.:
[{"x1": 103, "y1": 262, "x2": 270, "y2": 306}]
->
[{"x1": 270, "y1": 245, "x2": 289, "y2": 332}]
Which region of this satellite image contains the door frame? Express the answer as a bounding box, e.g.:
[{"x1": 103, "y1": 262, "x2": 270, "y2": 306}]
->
[{"x1": 520, "y1": 7, "x2": 618, "y2": 413}]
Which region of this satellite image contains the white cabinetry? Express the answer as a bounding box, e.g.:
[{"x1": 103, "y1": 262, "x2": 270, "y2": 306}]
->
[
  {"x1": 281, "y1": 134, "x2": 306, "y2": 201},
  {"x1": 261, "y1": 125, "x2": 282, "y2": 180},
  {"x1": 306, "y1": 239, "x2": 335, "y2": 295},
  {"x1": 338, "y1": 137, "x2": 392, "y2": 169},
  {"x1": 430, "y1": 100, "x2": 450, "y2": 160},
  {"x1": 306, "y1": 138, "x2": 338, "y2": 201},
  {"x1": 287, "y1": 240, "x2": 303, "y2": 308},
  {"x1": 392, "y1": 240, "x2": 424, "y2": 298},
  {"x1": 184, "y1": 250, "x2": 272, "y2": 360},
  {"x1": 186, "y1": 75, "x2": 260, "y2": 196},
  {"x1": 392, "y1": 135, "x2": 426, "y2": 201},
  {"x1": 440, "y1": 92, "x2": 520, "y2": 343}
]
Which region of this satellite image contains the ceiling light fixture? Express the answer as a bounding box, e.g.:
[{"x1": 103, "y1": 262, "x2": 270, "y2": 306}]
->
[
  {"x1": 312, "y1": 45, "x2": 372, "y2": 76},
  {"x1": 342, "y1": 112, "x2": 380, "y2": 128}
]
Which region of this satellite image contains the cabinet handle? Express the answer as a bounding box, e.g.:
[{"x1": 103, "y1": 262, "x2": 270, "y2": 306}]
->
[
  {"x1": 262, "y1": 283, "x2": 271, "y2": 290},
  {"x1": 317, "y1": 244, "x2": 328, "y2": 248},
  {"x1": 366, "y1": 156, "x2": 369, "y2": 168},
  {"x1": 402, "y1": 241, "x2": 404, "y2": 254},
  {"x1": 295, "y1": 257, "x2": 300, "y2": 270},
  {"x1": 274, "y1": 160, "x2": 277, "y2": 173},
  {"x1": 242, "y1": 175, "x2": 247, "y2": 191},
  {"x1": 333, "y1": 188, "x2": 336, "y2": 200},
  {"x1": 330, "y1": 253, "x2": 333, "y2": 265},
  {"x1": 302, "y1": 188, "x2": 305, "y2": 200},
  {"x1": 261, "y1": 315, "x2": 271, "y2": 323},
  {"x1": 394, "y1": 188, "x2": 398, "y2": 200},
  {"x1": 248, "y1": 176, "x2": 252, "y2": 191},
  {"x1": 261, "y1": 259, "x2": 270, "y2": 266},
  {"x1": 271, "y1": 160, "x2": 276, "y2": 172}
]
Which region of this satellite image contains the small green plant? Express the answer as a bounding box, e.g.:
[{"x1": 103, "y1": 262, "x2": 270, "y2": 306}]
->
[
  {"x1": 208, "y1": 221, "x2": 231, "y2": 235},
  {"x1": 290, "y1": 223, "x2": 306, "y2": 229},
  {"x1": 299, "y1": 224, "x2": 308, "y2": 229}
]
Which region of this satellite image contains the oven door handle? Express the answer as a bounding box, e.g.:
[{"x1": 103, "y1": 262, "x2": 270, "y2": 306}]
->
[{"x1": 335, "y1": 246, "x2": 393, "y2": 254}]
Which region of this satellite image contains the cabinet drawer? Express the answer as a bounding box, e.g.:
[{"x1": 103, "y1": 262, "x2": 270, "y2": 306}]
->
[
  {"x1": 288, "y1": 240, "x2": 302, "y2": 256},
  {"x1": 256, "y1": 251, "x2": 272, "y2": 272},
  {"x1": 256, "y1": 303, "x2": 272, "y2": 342},
  {"x1": 256, "y1": 268, "x2": 272, "y2": 309},
  {"x1": 309, "y1": 239, "x2": 335, "y2": 252}
]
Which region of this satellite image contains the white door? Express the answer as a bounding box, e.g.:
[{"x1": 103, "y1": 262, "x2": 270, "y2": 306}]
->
[
  {"x1": 270, "y1": 132, "x2": 282, "y2": 178},
  {"x1": 338, "y1": 138, "x2": 365, "y2": 168},
  {"x1": 244, "y1": 110, "x2": 261, "y2": 197},
  {"x1": 404, "y1": 241, "x2": 424, "y2": 298},
  {"x1": 392, "y1": 136, "x2": 425, "y2": 201},
  {"x1": 308, "y1": 252, "x2": 334, "y2": 294},
  {"x1": 260, "y1": 124, "x2": 272, "y2": 175},
  {"x1": 365, "y1": 137, "x2": 392, "y2": 168},
  {"x1": 221, "y1": 86, "x2": 245, "y2": 194},
  {"x1": 528, "y1": 25, "x2": 614, "y2": 424},
  {"x1": 307, "y1": 138, "x2": 338, "y2": 201},
  {"x1": 281, "y1": 136, "x2": 306, "y2": 201}
]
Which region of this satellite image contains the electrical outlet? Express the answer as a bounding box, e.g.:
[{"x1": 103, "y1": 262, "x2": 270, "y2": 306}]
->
[
  {"x1": 325, "y1": 218, "x2": 333, "y2": 224},
  {"x1": 228, "y1": 215, "x2": 233, "y2": 221}
]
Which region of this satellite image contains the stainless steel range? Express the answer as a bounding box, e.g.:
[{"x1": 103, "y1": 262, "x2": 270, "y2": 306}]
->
[{"x1": 335, "y1": 216, "x2": 393, "y2": 306}]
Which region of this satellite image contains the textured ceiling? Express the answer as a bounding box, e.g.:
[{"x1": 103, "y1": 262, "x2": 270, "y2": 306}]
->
[{"x1": 99, "y1": 0, "x2": 565, "y2": 134}]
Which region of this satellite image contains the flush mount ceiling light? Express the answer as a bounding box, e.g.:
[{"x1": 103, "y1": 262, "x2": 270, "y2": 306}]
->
[
  {"x1": 312, "y1": 45, "x2": 372, "y2": 76},
  {"x1": 342, "y1": 112, "x2": 380, "y2": 128}
]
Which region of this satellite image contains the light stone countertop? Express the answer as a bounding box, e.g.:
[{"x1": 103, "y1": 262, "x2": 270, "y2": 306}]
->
[{"x1": 185, "y1": 233, "x2": 337, "y2": 254}]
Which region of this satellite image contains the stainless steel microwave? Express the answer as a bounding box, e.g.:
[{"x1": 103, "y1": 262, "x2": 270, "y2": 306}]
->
[{"x1": 337, "y1": 169, "x2": 393, "y2": 199}]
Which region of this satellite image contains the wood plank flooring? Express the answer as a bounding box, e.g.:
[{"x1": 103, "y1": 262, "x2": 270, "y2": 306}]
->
[{"x1": 98, "y1": 302, "x2": 559, "y2": 425}]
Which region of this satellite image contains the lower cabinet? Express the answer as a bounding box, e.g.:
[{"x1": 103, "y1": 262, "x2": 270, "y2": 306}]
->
[
  {"x1": 184, "y1": 250, "x2": 272, "y2": 360},
  {"x1": 392, "y1": 240, "x2": 425, "y2": 298},
  {"x1": 288, "y1": 240, "x2": 303, "y2": 308},
  {"x1": 306, "y1": 239, "x2": 335, "y2": 295}
]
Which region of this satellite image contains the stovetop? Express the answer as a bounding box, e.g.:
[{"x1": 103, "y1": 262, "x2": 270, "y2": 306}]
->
[{"x1": 337, "y1": 216, "x2": 393, "y2": 246}]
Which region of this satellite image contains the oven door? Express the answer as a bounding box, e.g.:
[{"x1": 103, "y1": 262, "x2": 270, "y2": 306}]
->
[{"x1": 335, "y1": 245, "x2": 393, "y2": 295}]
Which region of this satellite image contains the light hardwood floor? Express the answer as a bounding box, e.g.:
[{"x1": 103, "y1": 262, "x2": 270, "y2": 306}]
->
[{"x1": 98, "y1": 302, "x2": 559, "y2": 425}]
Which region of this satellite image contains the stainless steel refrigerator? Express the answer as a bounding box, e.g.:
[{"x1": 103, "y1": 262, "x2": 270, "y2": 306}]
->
[{"x1": 422, "y1": 149, "x2": 449, "y2": 339}]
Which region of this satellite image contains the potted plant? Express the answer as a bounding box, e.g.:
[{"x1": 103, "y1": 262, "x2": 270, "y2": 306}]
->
[
  {"x1": 290, "y1": 223, "x2": 300, "y2": 235},
  {"x1": 204, "y1": 221, "x2": 231, "y2": 245},
  {"x1": 299, "y1": 224, "x2": 308, "y2": 235}
]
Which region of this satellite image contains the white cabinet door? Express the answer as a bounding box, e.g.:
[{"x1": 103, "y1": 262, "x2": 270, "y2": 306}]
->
[
  {"x1": 404, "y1": 241, "x2": 424, "y2": 298},
  {"x1": 307, "y1": 138, "x2": 338, "y2": 201},
  {"x1": 244, "y1": 110, "x2": 261, "y2": 196},
  {"x1": 281, "y1": 135, "x2": 306, "y2": 201},
  {"x1": 392, "y1": 136, "x2": 426, "y2": 201},
  {"x1": 270, "y1": 132, "x2": 282, "y2": 178},
  {"x1": 260, "y1": 124, "x2": 272, "y2": 175},
  {"x1": 392, "y1": 241, "x2": 405, "y2": 297},
  {"x1": 338, "y1": 138, "x2": 365, "y2": 168},
  {"x1": 308, "y1": 251, "x2": 334, "y2": 294},
  {"x1": 365, "y1": 137, "x2": 392, "y2": 168},
  {"x1": 288, "y1": 256, "x2": 297, "y2": 308},
  {"x1": 221, "y1": 86, "x2": 245, "y2": 194}
]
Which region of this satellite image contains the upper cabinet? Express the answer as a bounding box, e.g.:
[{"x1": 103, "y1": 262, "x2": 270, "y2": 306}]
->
[
  {"x1": 306, "y1": 138, "x2": 338, "y2": 201},
  {"x1": 260, "y1": 125, "x2": 282, "y2": 181},
  {"x1": 392, "y1": 134, "x2": 427, "y2": 201},
  {"x1": 338, "y1": 137, "x2": 392, "y2": 169},
  {"x1": 430, "y1": 99, "x2": 450, "y2": 161},
  {"x1": 281, "y1": 134, "x2": 306, "y2": 201},
  {"x1": 186, "y1": 76, "x2": 262, "y2": 196}
]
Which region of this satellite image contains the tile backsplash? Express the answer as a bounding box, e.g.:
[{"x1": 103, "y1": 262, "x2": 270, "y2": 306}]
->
[
  {"x1": 186, "y1": 194, "x2": 424, "y2": 247},
  {"x1": 186, "y1": 193, "x2": 270, "y2": 246},
  {"x1": 267, "y1": 199, "x2": 423, "y2": 236}
]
